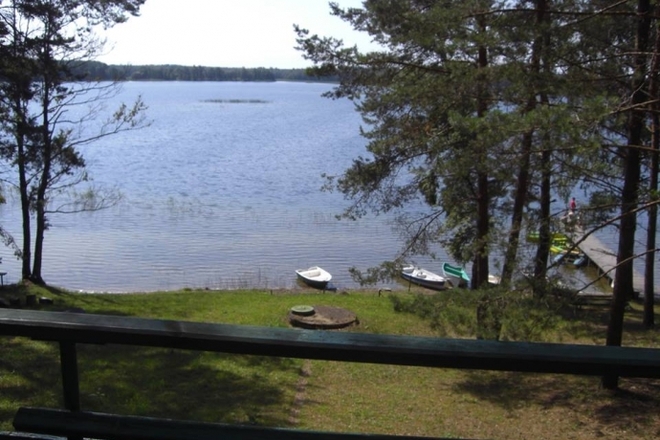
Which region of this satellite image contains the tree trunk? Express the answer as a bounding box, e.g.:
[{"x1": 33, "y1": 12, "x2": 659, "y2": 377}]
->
[
  {"x1": 502, "y1": 0, "x2": 546, "y2": 285},
  {"x1": 14, "y1": 101, "x2": 32, "y2": 281},
  {"x1": 31, "y1": 123, "x2": 51, "y2": 285},
  {"x1": 645, "y1": 122, "x2": 658, "y2": 329},
  {"x1": 31, "y1": 125, "x2": 50, "y2": 285},
  {"x1": 473, "y1": 170, "x2": 490, "y2": 289},
  {"x1": 643, "y1": 22, "x2": 660, "y2": 329},
  {"x1": 8, "y1": 6, "x2": 33, "y2": 281},
  {"x1": 533, "y1": 138, "x2": 552, "y2": 294},
  {"x1": 19, "y1": 148, "x2": 32, "y2": 281},
  {"x1": 31, "y1": 58, "x2": 53, "y2": 285},
  {"x1": 502, "y1": 131, "x2": 531, "y2": 284},
  {"x1": 603, "y1": 0, "x2": 651, "y2": 390},
  {"x1": 471, "y1": 19, "x2": 490, "y2": 290}
]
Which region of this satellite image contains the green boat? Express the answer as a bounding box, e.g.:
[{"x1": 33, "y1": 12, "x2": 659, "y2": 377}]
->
[
  {"x1": 442, "y1": 262, "x2": 471, "y2": 288},
  {"x1": 526, "y1": 231, "x2": 569, "y2": 246}
]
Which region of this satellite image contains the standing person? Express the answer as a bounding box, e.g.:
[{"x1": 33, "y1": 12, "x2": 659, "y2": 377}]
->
[{"x1": 569, "y1": 197, "x2": 577, "y2": 212}]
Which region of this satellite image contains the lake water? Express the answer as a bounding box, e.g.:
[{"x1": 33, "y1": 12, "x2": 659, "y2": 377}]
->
[
  {"x1": 0, "y1": 81, "x2": 443, "y2": 292},
  {"x1": 0, "y1": 81, "x2": 655, "y2": 293}
]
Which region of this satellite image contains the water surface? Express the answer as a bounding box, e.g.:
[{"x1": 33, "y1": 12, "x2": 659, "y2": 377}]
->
[
  {"x1": 0, "y1": 81, "x2": 654, "y2": 293},
  {"x1": 0, "y1": 81, "x2": 441, "y2": 292}
]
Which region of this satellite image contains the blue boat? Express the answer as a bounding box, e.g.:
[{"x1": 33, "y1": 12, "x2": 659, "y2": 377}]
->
[{"x1": 573, "y1": 255, "x2": 588, "y2": 268}]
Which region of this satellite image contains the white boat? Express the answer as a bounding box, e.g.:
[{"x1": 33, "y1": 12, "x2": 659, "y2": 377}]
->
[
  {"x1": 401, "y1": 265, "x2": 447, "y2": 291},
  {"x1": 295, "y1": 266, "x2": 332, "y2": 289}
]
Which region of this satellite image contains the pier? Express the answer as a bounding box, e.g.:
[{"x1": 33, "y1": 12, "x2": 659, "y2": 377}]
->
[{"x1": 571, "y1": 228, "x2": 658, "y2": 298}]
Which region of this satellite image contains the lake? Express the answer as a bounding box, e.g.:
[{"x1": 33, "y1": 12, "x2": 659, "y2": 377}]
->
[
  {"x1": 0, "y1": 81, "x2": 442, "y2": 292},
  {"x1": 0, "y1": 81, "x2": 654, "y2": 293}
]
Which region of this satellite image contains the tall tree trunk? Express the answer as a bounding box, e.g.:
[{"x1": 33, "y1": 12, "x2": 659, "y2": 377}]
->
[
  {"x1": 502, "y1": 0, "x2": 546, "y2": 285},
  {"x1": 533, "y1": 140, "x2": 552, "y2": 292},
  {"x1": 8, "y1": 4, "x2": 33, "y2": 280},
  {"x1": 502, "y1": 130, "x2": 532, "y2": 284},
  {"x1": 31, "y1": 33, "x2": 54, "y2": 285},
  {"x1": 603, "y1": 0, "x2": 651, "y2": 390},
  {"x1": 31, "y1": 133, "x2": 50, "y2": 285},
  {"x1": 473, "y1": 170, "x2": 490, "y2": 288},
  {"x1": 31, "y1": 99, "x2": 51, "y2": 285},
  {"x1": 646, "y1": 115, "x2": 658, "y2": 329},
  {"x1": 18, "y1": 130, "x2": 32, "y2": 281},
  {"x1": 13, "y1": 98, "x2": 32, "y2": 281},
  {"x1": 472, "y1": 28, "x2": 490, "y2": 290},
  {"x1": 532, "y1": 87, "x2": 553, "y2": 294},
  {"x1": 643, "y1": 21, "x2": 660, "y2": 328}
]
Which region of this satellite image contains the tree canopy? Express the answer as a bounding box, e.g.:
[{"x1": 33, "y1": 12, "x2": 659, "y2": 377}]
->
[
  {"x1": 0, "y1": 0, "x2": 148, "y2": 283},
  {"x1": 296, "y1": 0, "x2": 660, "y2": 388},
  {"x1": 76, "y1": 62, "x2": 330, "y2": 82}
]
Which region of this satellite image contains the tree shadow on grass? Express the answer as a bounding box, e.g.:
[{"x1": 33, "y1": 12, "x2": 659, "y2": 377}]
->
[
  {"x1": 0, "y1": 339, "x2": 62, "y2": 428},
  {"x1": 78, "y1": 344, "x2": 299, "y2": 426},
  {"x1": 548, "y1": 299, "x2": 660, "y2": 344},
  {"x1": 0, "y1": 301, "x2": 304, "y2": 429},
  {"x1": 453, "y1": 370, "x2": 660, "y2": 434},
  {"x1": 0, "y1": 339, "x2": 301, "y2": 428}
]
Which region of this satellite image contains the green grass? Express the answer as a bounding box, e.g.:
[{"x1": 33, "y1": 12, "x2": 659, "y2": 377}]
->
[{"x1": 0, "y1": 283, "x2": 659, "y2": 439}]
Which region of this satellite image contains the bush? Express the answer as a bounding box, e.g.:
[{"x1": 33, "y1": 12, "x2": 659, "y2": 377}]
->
[{"x1": 389, "y1": 287, "x2": 566, "y2": 342}]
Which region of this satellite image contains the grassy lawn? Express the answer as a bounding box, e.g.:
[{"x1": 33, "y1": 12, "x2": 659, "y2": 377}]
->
[{"x1": 0, "y1": 283, "x2": 659, "y2": 439}]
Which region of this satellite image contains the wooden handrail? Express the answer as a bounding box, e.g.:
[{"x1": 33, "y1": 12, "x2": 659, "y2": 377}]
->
[
  {"x1": 0, "y1": 309, "x2": 658, "y2": 378},
  {"x1": 11, "y1": 407, "x2": 471, "y2": 440},
  {"x1": 1, "y1": 308, "x2": 659, "y2": 440}
]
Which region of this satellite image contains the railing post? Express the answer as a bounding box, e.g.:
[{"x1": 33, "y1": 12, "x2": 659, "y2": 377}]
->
[
  {"x1": 59, "y1": 341, "x2": 82, "y2": 440},
  {"x1": 59, "y1": 341, "x2": 80, "y2": 411}
]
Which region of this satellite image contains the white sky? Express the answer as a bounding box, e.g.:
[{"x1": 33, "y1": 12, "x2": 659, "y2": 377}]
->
[{"x1": 95, "y1": 0, "x2": 374, "y2": 69}]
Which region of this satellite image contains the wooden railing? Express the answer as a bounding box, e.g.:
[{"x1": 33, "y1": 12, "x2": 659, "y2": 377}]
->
[{"x1": 0, "y1": 308, "x2": 658, "y2": 440}]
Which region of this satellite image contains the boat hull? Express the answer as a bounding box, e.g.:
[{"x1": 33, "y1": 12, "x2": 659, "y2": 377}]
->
[
  {"x1": 296, "y1": 266, "x2": 332, "y2": 289},
  {"x1": 442, "y1": 263, "x2": 470, "y2": 288},
  {"x1": 573, "y1": 255, "x2": 588, "y2": 267},
  {"x1": 401, "y1": 266, "x2": 447, "y2": 291},
  {"x1": 527, "y1": 231, "x2": 569, "y2": 247}
]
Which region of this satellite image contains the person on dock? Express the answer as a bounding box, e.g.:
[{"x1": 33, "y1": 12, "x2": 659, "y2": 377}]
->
[{"x1": 563, "y1": 196, "x2": 583, "y2": 229}]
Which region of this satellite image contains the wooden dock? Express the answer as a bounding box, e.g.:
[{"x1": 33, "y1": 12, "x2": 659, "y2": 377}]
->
[{"x1": 571, "y1": 229, "x2": 657, "y2": 298}]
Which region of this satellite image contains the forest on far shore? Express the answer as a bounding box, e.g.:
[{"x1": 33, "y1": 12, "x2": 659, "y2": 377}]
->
[{"x1": 80, "y1": 61, "x2": 334, "y2": 82}]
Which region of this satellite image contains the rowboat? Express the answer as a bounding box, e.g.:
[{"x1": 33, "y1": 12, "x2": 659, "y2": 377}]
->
[
  {"x1": 442, "y1": 262, "x2": 471, "y2": 288},
  {"x1": 295, "y1": 266, "x2": 332, "y2": 289},
  {"x1": 401, "y1": 265, "x2": 448, "y2": 291}
]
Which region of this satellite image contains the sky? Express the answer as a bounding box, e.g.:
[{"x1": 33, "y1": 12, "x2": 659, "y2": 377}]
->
[{"x1": 95, "y1": 0, "x2": 376, "y2": 69}]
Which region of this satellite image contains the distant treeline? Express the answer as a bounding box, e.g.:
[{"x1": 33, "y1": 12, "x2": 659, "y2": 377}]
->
[{"x1": 78, "y1": 62, "x2": 336, "y2": 82}]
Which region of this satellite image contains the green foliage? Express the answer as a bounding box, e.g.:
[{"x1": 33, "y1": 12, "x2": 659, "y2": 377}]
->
[
  {"x1": 389, "y1": 286, "x2": 567, "y2": 342},
  {"x1": 295, "y1": 0, "x2": 655, "y2": 309},
  {"x1": 75, "y1": 62, "x2": 329, "y2": 82}
]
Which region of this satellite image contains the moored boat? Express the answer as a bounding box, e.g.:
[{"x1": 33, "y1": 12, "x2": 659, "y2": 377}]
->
[
  {"x1": 550, "y1": 243, "x2": 583, "y2": 264},
  {"x1": 401, "y1": 265, "x2": 447, "y2": 291},
  {"x1": 295, "y1": 266, "x2": 332, "y2": 289},
  {"x1": 573, "y1": 254, "x2": 588, "y2": 267},
  {"x1": 526, "y1": 231, "x2": 569, "y2": 247},
  {"x1": 442, "y1": 262, "x2": 471, "y2": 288}
]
